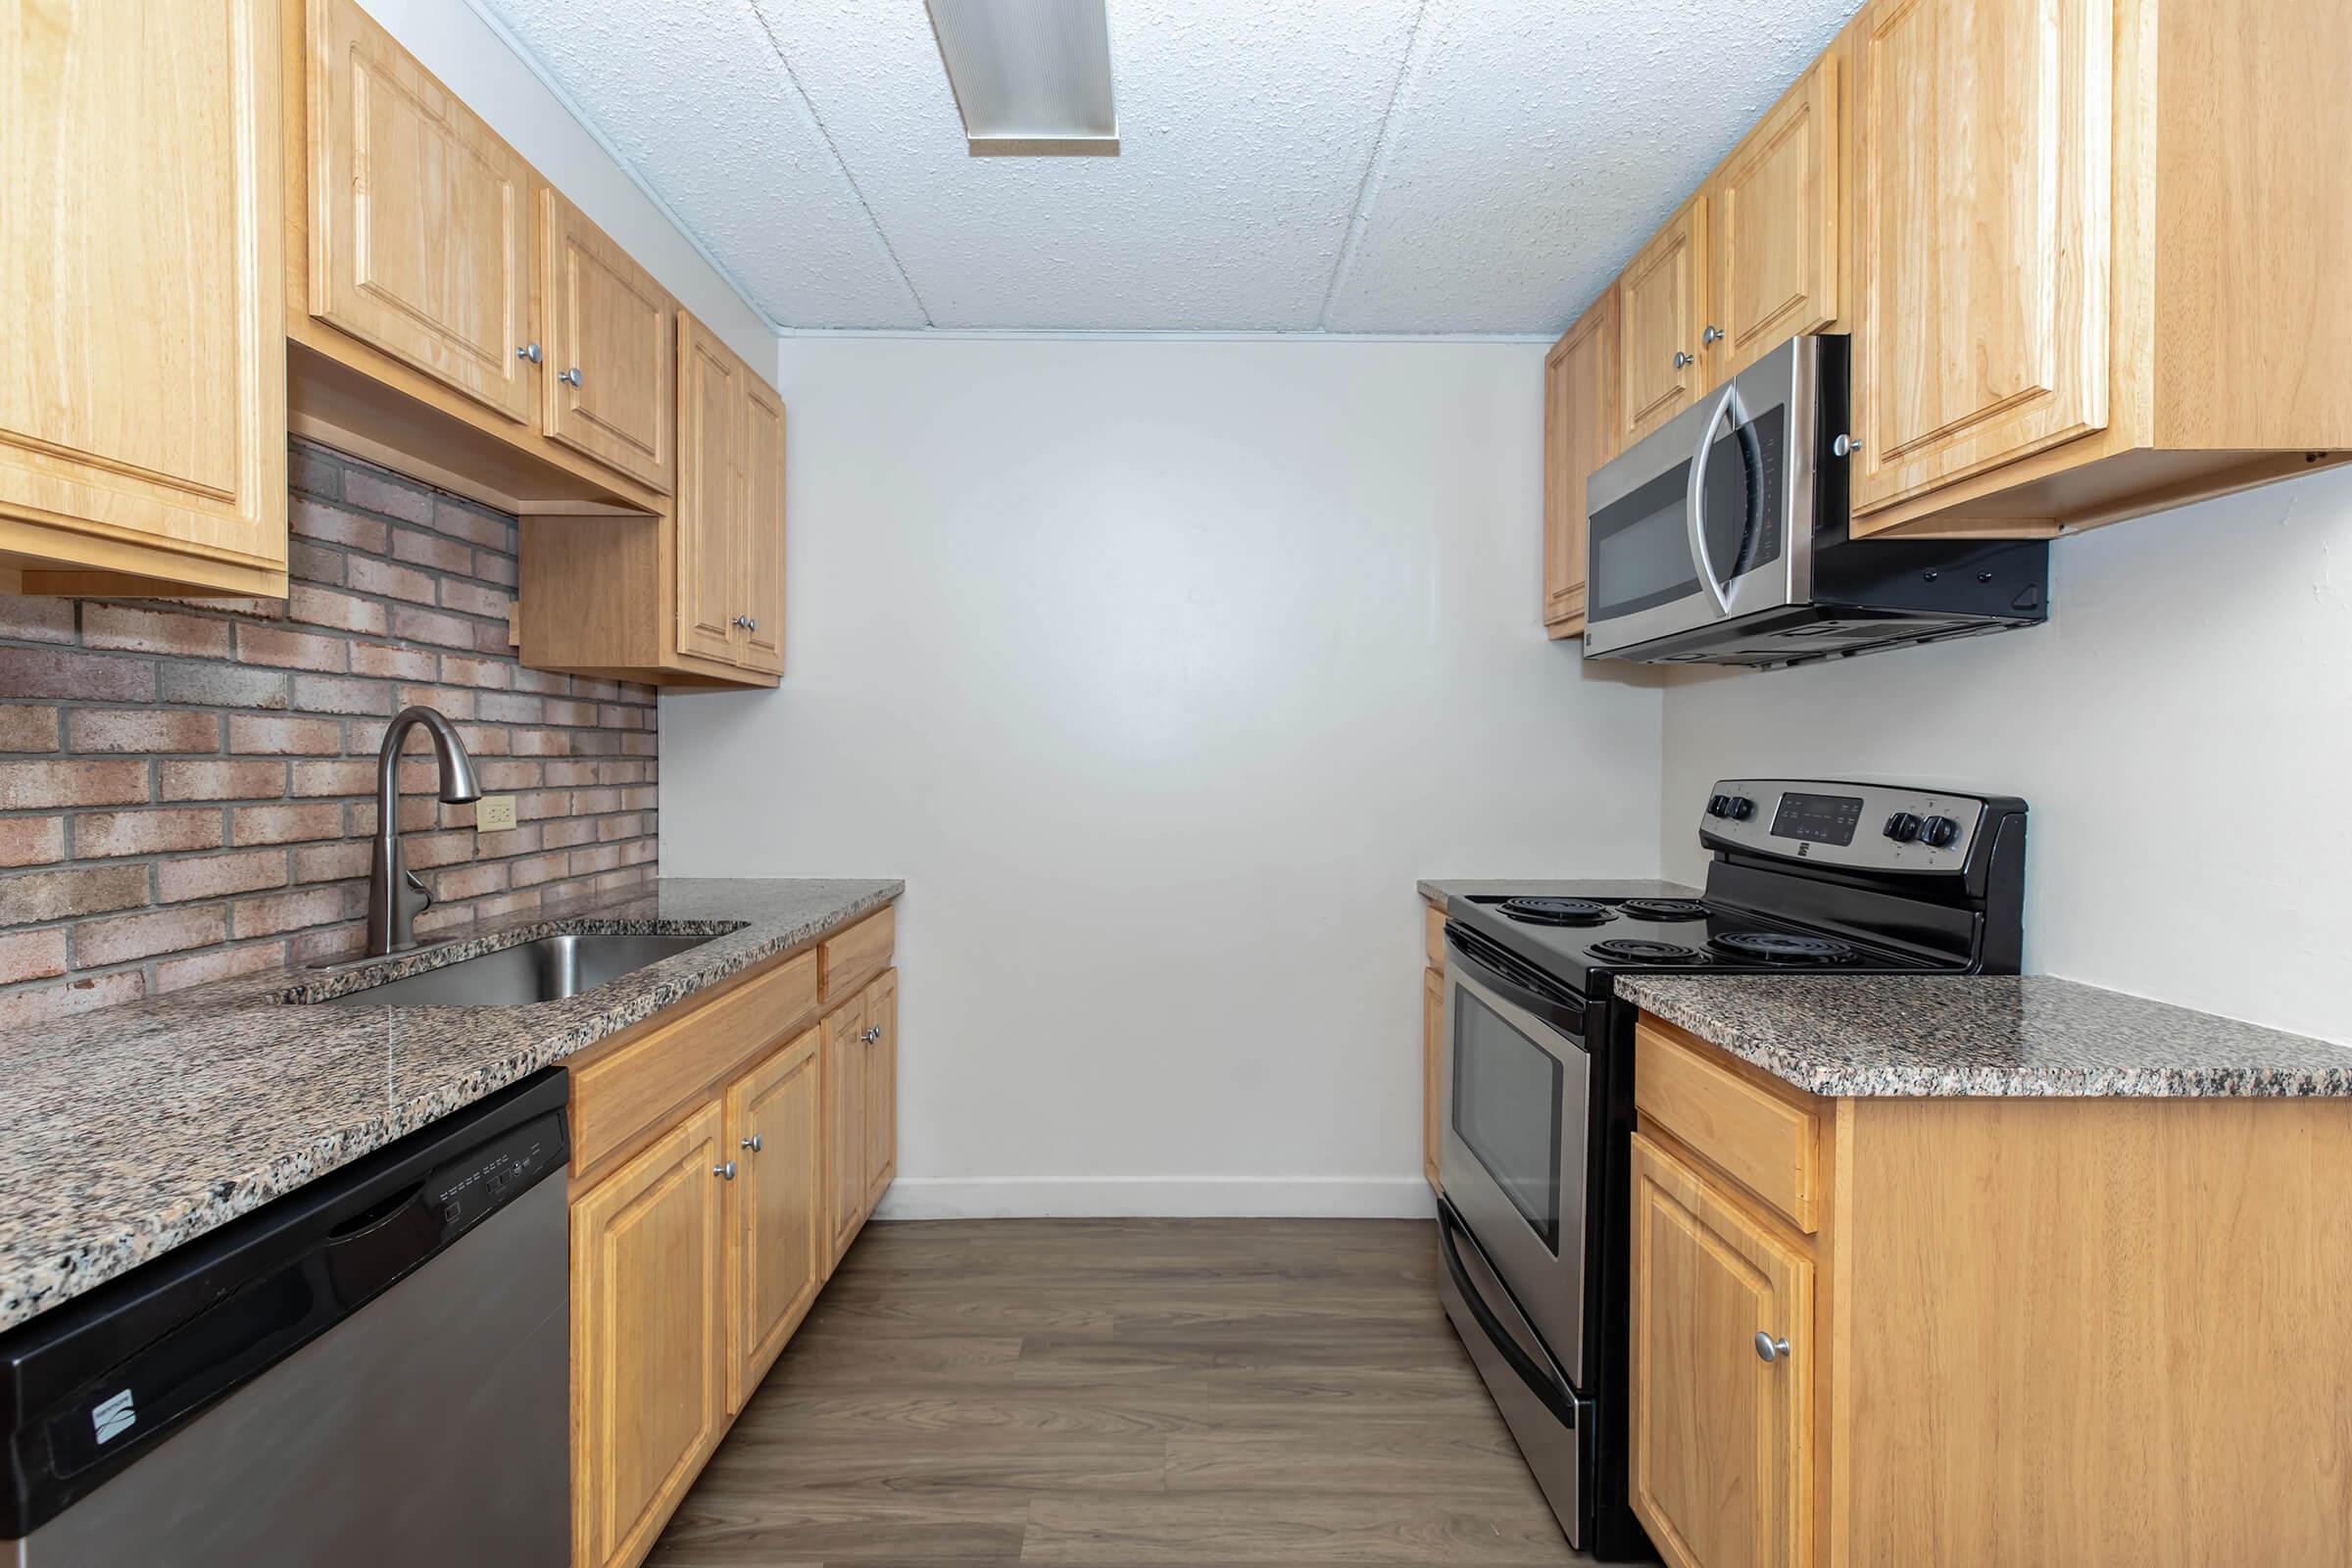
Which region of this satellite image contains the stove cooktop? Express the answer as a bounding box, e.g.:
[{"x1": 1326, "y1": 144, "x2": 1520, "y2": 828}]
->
[{"x1": 1451, "y1": 892, "x2": 1958, "y2": 994}]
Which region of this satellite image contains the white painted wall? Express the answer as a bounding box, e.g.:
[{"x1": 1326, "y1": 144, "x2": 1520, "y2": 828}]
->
[
  {"x1": 1660, "y1": 466, "x2": 2352, "y2": 1046},
  {"x1": 661, "y1": 337, "x2": 1665, "y2": 1217},
  {"x1": 362, "y1": 0, "x2": 772, "y2": 367}
]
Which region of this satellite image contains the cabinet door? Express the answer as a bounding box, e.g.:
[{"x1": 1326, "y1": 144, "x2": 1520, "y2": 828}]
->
[
  {"x1": 726, "y1": 1027, "x2": 823, "y2": 1411},
  {"x1": 306, "y1": 0, "x2": 534, "y2": 422},
  {"x1": 1628, "y1": 1132, "x2": 1813, "y2": 1568},
  {"x1": 861, "y1": 969, "x2": 898, "y2": 1210},
  {"x1": 542, "y1": 189, "x2": 675, "y2": 493},
  {"x1": 0, "y1": 0, "x2": 286, "y2": 574},
  {"x1": 1543, "y1": 294, "x2": 1616, "y2": 637},
  {"x1": 822, "y1": 997, "x2": 867, "y2": 1272},
  {"x1": 1422, "y1": 966, "x2": 1444, "y2": 1193},
  {"x1": 737, "y1": 373, "x2": 786, "y2": 674},
  {"x1": 1711, "y1": 57, "x2": 1840, "y2": 379},
  {"x1": 1852, "y1": 0, "x2": 2112, "y2": 514},
  {"x1": 572, "y1": 1101, "x2": 728, "y2": 1568},
  {"x1": 675, "y1": 311, "x2": 743, "y2": 665},
  {"x1": 1617, "y1": 196, "x2": 1709, "y2": 446}
]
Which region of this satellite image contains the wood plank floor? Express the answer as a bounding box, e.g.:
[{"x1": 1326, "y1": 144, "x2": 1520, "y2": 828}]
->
[{"x1": 647, "y1": 1217, "x2": 1597, "y2": 1567}]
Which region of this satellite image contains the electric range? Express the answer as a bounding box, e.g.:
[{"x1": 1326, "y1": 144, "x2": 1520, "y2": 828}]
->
[{"x1": 1432, "y1": 779, "x2": 2027, "y2": 1559}]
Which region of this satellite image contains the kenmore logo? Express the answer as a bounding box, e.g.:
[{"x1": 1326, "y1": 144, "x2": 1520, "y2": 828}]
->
[{"x1": 91, "y1": 1389, "x2": 135, "y2": 1445}]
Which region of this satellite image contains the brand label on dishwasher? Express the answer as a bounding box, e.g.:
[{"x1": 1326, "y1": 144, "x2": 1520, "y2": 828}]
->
[{"x1": 91, "y1": 1388, "x2": 135, "y2": 1444}]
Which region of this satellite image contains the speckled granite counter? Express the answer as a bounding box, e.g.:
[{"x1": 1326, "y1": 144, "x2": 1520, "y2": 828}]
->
[
  {"x1": 1617, "y1": 973, "x2": 2352, "y2": 1098},
  {"x1": 1417, "y1": 877, "x2": 1700, "y2": 908},
  {"x1": 0, "y1": 877, "x2": 902, "y2": 1334}
]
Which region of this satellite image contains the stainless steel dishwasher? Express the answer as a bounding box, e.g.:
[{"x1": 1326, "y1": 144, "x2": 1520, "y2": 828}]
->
[{"x1": 1, "y1": 1069, "x2": 570, "y2": 1566}]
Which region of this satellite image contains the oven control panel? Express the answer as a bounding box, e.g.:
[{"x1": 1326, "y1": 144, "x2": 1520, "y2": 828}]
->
[{"x1": 1699, "y1": 778, "x2": 1992, "y2": 874}]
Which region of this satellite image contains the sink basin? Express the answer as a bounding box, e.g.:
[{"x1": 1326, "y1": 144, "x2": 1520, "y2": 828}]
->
[{"x1": 318, "y1": 933, "x2": 714, "y2": 1007}]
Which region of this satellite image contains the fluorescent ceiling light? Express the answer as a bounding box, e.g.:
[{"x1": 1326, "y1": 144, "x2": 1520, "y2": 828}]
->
[{"x1": 926, "y1": 0, "x2": 1119, "y2": 157}]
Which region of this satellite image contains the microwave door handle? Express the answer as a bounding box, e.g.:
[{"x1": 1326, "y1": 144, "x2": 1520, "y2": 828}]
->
[{"x1": 1685, "y1": 382, "x2": 1742, "y2": 614}]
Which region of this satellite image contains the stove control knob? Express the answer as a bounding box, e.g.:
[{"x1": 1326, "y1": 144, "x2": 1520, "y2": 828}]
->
[
  {"x1": 1706, "y1": 795, "x2": 1730, "y2": 819},
  {"x1": 1883, "y1": 811, "x2": 1922, "y2": 844},
  {"x1": 1724, "y1": 795, "x2": 1754, "y2": 821},
  {"x1": 1919, "y1": 814, "x2": 1961, "y2": 849}
]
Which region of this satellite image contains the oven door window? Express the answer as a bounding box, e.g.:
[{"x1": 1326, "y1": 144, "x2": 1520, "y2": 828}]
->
[{"x1": 1451, "y1": 989, "x2": 1564, "y2": 1253}]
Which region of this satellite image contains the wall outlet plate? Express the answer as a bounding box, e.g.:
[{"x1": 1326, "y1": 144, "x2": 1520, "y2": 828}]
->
[{"x1": 476, "y1": 794, "x2": 518, "y2": 832}]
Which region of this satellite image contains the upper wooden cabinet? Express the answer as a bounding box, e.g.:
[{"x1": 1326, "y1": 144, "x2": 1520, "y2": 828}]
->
[
  {"x1": 1616, "y1": 197, "x2": 1709, "y2": 447},
  {"x1": 1711, "y1": 58, "x2": 1841, "y2": 380},
  {"x1": 542, "y1": 189, "x2": 676, "y2": 494},
  {"x1": 1543, "y1": 293, "x2": 1618, "y2": 637},
  {"x1": 515, "y1": 310, "x2": 784, "y2": 688},
  {"x1": 0, "y1": 0, "x2": 287, "y2": 598},
  {"x1": 1850, "y1": 0, "x2": 2112, "y2": 516},
  {"x1": 306, "y1": 0, "x2": 534, "y2": 423}
]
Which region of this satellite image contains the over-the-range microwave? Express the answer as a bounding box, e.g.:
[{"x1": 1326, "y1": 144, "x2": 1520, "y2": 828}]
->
[{"x1": 1580, "y1": 334, "x2": 2049, "y2": 669}]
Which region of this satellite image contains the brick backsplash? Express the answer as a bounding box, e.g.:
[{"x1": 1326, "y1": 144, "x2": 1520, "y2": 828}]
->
[{"x1": 0, "y1": 440, "x2": 658, "y2": 1028}]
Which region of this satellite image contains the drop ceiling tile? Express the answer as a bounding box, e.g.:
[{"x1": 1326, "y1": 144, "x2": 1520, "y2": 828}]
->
[
  {"x1": 476, "y1": 0, "x2": 926, "y2": 327},
  {"x1": 759, "y1": 0, "x2": 1421, "y2": 331},
  {"x1": 1322, "y1": 0, "x2": 1863, "y2": 335}
]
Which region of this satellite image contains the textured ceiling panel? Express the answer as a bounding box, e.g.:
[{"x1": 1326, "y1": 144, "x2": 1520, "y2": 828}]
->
[
  {"x1": 477, "y1": 0, "x2": 926, "y2": 327},
  {"x1": 1324, "y1": 0, "x2": 1862, "y2": 334},
  {"x1": 760, "y1": 0, "x2": 1419, "y2": 331},
  {"x1": 479, "y1": 0, "x2": 1867, "y2": 335}
]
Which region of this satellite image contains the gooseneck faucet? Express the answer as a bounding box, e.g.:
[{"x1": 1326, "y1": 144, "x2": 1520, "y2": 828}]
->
[{"x1": 366, "y1": 706, "x2": 481, "y2": 956}]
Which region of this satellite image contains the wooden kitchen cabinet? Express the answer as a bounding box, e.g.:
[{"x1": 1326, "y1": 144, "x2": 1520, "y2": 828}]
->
[
  {"x1": 570, "y1": 1101, "x2": 729, "y2": 1568},
  {"x1": 1629, "y1": 1008, "x2": 2352, "y2": 1566},
  {"x1": 0, "y1": 0, "x2": 288, "y2": 599},
  {"x1": 1615, "y1": 196, "x2": 1708, "y2": 447},
  {"x1": 1709, "y1": 57, "x2": 1840, "y2": 381},
  {"x1": 860, "y1": 969, "x2": 900, "y2": 1212},
  {"x1": 1542, "y1": 294, "x2": 1616, "y2": 638},
  {"x1": 1849, "y1": 0, "x2": 2113, "y2": 517},
  {"x1": 1628, "y1": 1131, "x2": 1812, "y2": 1568},
  {"x1": 305, "y1": 0, "x2": 535, "y2": 423},
  {"x1": 541, "y1": 189, "x2": 676, "y2": 494},
  {"x1": 822, "y1": 995, "x2": 869, "y2": 1272},
  {"x1": 517, "y1": 309, "x2": 784, "y2": 687},
  {"x1": 724, "y1": 1026, "x2": 825, "y2": 1412},
  {"x1": 1422, "y1": 965, "x2": 1444, "y2": 1192}
]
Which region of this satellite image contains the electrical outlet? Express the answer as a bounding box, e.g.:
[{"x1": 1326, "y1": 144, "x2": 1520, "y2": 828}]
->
[{"x1": 476, "y1": 794, "x2": 518, "y2": 832}]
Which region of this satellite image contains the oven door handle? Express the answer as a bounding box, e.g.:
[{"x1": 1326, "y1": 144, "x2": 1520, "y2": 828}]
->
[
  {"x1": 1444, "y1": 930, "x2": 1587, "y2": 1041},
  {"x1": 1438, "y1": 1203, "x2": 1580, "y2": 1431}
]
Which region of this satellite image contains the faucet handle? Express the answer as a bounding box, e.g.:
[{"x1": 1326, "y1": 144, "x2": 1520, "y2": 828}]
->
[{"x1": 402, "y1": 868, "x2": 432, "y2": 912}]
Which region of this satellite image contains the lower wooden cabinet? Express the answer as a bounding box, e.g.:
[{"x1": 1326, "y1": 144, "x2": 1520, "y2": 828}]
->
[
  {"x1": 725, "y1": 1026, "x2": 825, "y2": 1411},
  {"x1": 570, "y1": 1102, "x2": 729, "y2": 1568},
  {"x1": 567, "y1": 910, "x2": 902, "y2": 1568},
  {"x1": 1421, "y1": 965, "x2": 1444, "y2": 1192},
  {"x1": 1628, "y1": 1131, "x2": 1812, "y2": 1568}
]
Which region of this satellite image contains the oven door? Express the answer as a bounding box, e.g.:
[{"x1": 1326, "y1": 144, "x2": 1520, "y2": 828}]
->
[
  {"x1": 1582, "y1": 334, "x2": 1824, "y2": 659},
  {"x1": 1439, "y1": 927, "x2": 1592, "y2": 1384}
]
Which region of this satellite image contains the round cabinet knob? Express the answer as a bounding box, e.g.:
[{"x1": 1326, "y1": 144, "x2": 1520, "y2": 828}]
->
[
  {"x1": 1883, "y1": 811, "x2": 1923, "y2": 844},
  {"x1": 1673, "y1": 350, "x2": 1695, "y2": 369},
  {"x1": 1702, "y1": 324, "x2": 1724, "y2": 346},
  {"x1": 1920, "y1": 815, "x2": 1961, "y2": 849},
  {"x1": 1832, "y1": 433, "x2": 1857, "y2": 459},
  {"x1": 515, "y1": 343, "x2": 543, "y2": 365},
  {"x1": 560, "y1": 367, "x2": 583, "y2": 387},
  {"x1": 741, "y1": 1134, "x2": 762, "y2": 1152},
  {"x1": 712, "y1": 1160, "x2": 738, "y2": 1181},
  {"x1": 1754, "y1": 1331, "x2": 1790, "y2": 1364}
]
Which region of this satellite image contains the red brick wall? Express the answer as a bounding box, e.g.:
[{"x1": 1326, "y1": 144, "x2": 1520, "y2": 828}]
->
[{"x1": 0, "y1": 441, "x2": 658, "y2": 1027}]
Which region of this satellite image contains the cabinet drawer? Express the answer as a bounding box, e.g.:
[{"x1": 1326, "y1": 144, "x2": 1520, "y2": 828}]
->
[
  {"x1": 571, "y1": 948, "x2": 819, "y2": 1177},
  {"x1": 1425, "y1": 904, "x2": 1447, "y2": 969},
  {"x1": 820, "y1": 907, "x2": 895, "y2": 1003},
  {"x1": 1635, "y1": 1017, "x2": 1822, "y2": 1232}
]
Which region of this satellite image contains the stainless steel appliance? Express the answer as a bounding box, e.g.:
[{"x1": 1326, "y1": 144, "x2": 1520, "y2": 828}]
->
[
  {"x1": 1582, "y1": 335, "x2": 2049, "y2": 668},
  {"x1": 1, "y1": 1071, "x2": 570, "y2": 1566},
  {"x1": 1435, "y1": 779, "x2": 2028, "y2": 1557}
]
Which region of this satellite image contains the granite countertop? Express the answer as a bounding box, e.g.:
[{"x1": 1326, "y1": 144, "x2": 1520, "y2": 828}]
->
[
  {"x1": 1417, "y1": 877, "x2": 1700, "y2": 908},
  {"x1": 0, "y1": 876, "x2": 903, "y2": 1335},
  {"x1": 1617, "y1": 973, "x2": 2352, "y2": 1099}
]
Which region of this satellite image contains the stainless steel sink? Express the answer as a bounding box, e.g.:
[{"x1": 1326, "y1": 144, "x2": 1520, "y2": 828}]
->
[{"x1": 318, "y1": 933, "x2": 714, "y2": 1007}]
